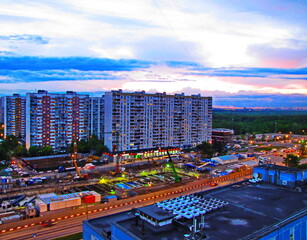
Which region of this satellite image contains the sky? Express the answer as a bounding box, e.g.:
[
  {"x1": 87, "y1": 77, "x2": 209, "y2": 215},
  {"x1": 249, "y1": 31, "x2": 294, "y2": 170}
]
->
[{"x1": 0, "y1": 0, "x2": 306, "y2": 108}]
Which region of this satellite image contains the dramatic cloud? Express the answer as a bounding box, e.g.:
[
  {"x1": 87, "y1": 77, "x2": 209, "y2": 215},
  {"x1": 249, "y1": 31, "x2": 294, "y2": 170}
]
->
[{"x1": 0, "y1": 0, "x2": 306, "y2": 107}]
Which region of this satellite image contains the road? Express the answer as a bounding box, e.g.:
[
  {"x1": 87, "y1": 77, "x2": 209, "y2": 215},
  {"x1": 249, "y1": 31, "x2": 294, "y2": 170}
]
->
[{"x1": 0, "y1": 175, "x2": 249, "y2": 240}]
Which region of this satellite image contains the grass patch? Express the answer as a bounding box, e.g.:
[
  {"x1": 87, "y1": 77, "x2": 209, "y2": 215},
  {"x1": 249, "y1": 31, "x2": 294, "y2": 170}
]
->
[{"x1": 52, "y1": 232, "x2": 82, "y2": 240}]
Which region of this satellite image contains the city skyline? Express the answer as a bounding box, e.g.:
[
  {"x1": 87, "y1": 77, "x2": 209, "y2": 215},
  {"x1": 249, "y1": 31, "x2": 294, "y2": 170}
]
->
[{"x1": 0, "y1": 0, "x2": 306, "y2": 107}]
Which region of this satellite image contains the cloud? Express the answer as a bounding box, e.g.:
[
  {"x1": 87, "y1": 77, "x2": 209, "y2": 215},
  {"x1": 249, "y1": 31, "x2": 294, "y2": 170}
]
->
[
  {"x1": 0, "y1": 34, "x2": 49, "y2": 44},
  {"x1": 174, "y1": 87, "x2": 307, "y2": 108},
  {"x1": 0, "y1": 69, "x2": 120, "y2": 83},
  {"x1": 248, "y1": 43, "x2": 307, "y2": 68},
  {"x1": 214, "y1": 93, "x2": 307, "y2": 108},
  {"x1": 186, "y1": 67, "x2": 307, "y2": 80},
  {"x1": 0, "y1": 57, "x2": 153, "y2": 71}
]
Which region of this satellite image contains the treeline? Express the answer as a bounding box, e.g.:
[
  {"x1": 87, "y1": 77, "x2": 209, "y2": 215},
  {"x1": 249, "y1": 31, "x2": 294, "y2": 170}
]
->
[
  {"x1": 0, "y1": 134, "x2": 109, "y2": 160},
  {"x1": 0, "y1": 135, "x2": 55, "y2": 160},
  {"x1": 69, "y1": 135, "x2": 109, "y2": 154},
  {"x1": 213, "y1": 109, "x2": 307, "y2": 135}
]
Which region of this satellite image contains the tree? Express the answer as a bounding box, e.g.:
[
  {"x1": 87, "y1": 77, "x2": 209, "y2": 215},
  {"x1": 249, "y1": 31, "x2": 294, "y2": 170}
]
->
[
  {"x1": 14, "y1": 145, "x2": 28, "y2": 157},
  {"x1": 95, "y1": 143, "x2": 109, "y2": 155},
  {"x1": 261, "y1": 134, "x2": 266, "y2": 141},
  {"x1": 41, "y1": 145, "x2": 53, "y2": 156},
  {"x1": 28, "y1": 146, "x2": 41, "y2": 157},
  {"x1": 2, "y1": 135, "x2": 19, "y2": 151},
  {"x1": 283, "y1": 154, "x2": 300, "y2": 168},
  {"x1": 212, "y1": 140, "x2": 227, "y2": 156},
  {"x1": 76, "y1": 139, "x2": 90, "y2": 153},
  {"x1": 299, "y1": 143, "x2": 307, "y2": 157},
  {"x1": 0, "y1": 145, "x2": 7, "y2": 161},
  {"x1": 196, "y1": 142, "x2": 215, "y2": 158}
]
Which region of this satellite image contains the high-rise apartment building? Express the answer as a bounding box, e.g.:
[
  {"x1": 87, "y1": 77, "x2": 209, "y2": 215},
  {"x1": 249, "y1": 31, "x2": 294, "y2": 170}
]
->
[
  {"x1": 25, "y1": 90, "x2": 90, "y2": 150},
  {"x1": 0, "y1": 97, "x2": 4, "y2": 124},
  {"x1": 89, "y1": 96, "x2": 104, "y2": 139},
  {"x1": 104, "y1": 90, "x2": 212, "y2": 151},
  {"x1": 3, "y1": 94, "x2": 26, "y2": 139},
  {"x1": 4, "y1": 90, "x2": 212, "y2": 152}
]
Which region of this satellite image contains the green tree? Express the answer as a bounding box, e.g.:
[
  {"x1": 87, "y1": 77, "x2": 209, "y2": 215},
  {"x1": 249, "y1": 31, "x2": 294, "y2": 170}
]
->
[
  {"x1": 212, "y1": 141, "x2": 227, "y2": 156},
  {"x1": 0, "y1": 145, "x2": 7, "y2": 161},
  {"x1": 28, "y1": 146, "x2": 41, "y2": 157},
  {"x1": 2, "y1": 135, "x2": 19, "y2": 151},
  {"x1": 14, "y1": 145, "x2": 28, "y2": 157},
  {"x1": 41, "y1": 145, "x2": 53, "y2": 156},
  {"x1": 76, "y1": 139, "x2": 90, "y2": 153},
  {"x1": 94, "y1": 143, "x2": 109, "y2": 155},
  {"x1": 196, "y1": 142, "x2": 215, "y2": 158},
  {"x1": 283, "y1": 154, "x2": 300, "y2": 168}
]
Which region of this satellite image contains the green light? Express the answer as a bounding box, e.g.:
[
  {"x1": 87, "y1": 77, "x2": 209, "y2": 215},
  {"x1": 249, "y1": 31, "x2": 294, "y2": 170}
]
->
[{"x1": 110, "y1": 190, "x2": 116, "y2": 195}]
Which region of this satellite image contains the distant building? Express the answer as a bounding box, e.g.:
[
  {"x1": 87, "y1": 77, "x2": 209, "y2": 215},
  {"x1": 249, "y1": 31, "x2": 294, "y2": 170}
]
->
[
  {"x1": 83, "y1": 171, "x2": 307, "y2": 240},
  {"x1": 3, "y1": 94, "x2": 26, "y2": 139},
  {"x1": 104, "y1": 90, "x2": 212, "y2": 151},
  {"x1": 25, "y1": 90, "x2": 90, "y2": 150},
  {"x1": 211, "y1": 128, "x2": 234, "y2": 143}
]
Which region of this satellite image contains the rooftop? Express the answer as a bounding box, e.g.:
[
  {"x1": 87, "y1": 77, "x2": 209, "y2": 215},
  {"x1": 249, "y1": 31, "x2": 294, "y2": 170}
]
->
[
  {"x1": 84, "y1": 181, "x2": 307, "y2": 240},
  {"x1": 212, "y1": 155, "x2": 238, "y2": 161}
]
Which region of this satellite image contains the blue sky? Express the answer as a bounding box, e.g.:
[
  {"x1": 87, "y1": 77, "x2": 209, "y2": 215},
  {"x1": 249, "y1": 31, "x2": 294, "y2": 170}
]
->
[{"x1": 0, "y1": 0, "x2": 306, "y2": 107}]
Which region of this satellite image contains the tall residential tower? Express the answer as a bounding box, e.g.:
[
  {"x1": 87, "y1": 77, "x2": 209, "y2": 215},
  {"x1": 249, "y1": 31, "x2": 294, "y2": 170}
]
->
[
  {"x1": 104, "y1": 90, "x2": 212, "y2": 151},
  {"x1": 3, "y1": 94, "x2": 26, "y2": 139},
  {"x1": 25, "y1": 90, "x2": 90, "y2": 150}
]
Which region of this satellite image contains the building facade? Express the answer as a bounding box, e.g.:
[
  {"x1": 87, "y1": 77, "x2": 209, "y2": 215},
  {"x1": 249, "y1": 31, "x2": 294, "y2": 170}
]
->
[
  {"x1": 104, "y1": 90, "x2": 212, "y2": 152},
  {"x1": 3, "y1": 94, "x2": 26, "y2": 139},
  {"x1": 212, "y1": 128, "x2": 234, "y2": 143},
  {"x1": 4, "y1": 89, "x2": 212, "y2": 152},
  {"x1": 25, "y1": 90, "x2": 90, "y2": 150},
  {"x1": 0, "y1": 97, "x2": 4, "y2": 124},
  {"x1": 89, "y1": 96, "x2": 104, "y2": 140},
  {"x1": 254, "y1": 164, "x2": 306, "y2": 188}
]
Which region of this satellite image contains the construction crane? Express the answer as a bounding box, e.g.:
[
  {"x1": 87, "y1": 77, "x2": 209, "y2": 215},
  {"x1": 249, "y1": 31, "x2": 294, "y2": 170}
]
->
[
  {"x1": 166, "y1": 149, "x2": 182, "y2": 183},
  {"x1": 103, "y1": 131, "x2": 121, "y2": 174},
  {"x1": 71, "y1": 142, "x2": 88, "y2": 180}
]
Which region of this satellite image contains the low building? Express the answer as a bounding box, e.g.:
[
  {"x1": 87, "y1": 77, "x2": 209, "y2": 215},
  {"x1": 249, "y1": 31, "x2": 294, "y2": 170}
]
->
[
  {"x1": 212, "y1": 128, "x2": 234, "y2": 143},
  {"x1": 211, "y1": 154, "x2": 239, "y2": 165},
  {"x1": 254, "y1": 164, "x2": 307, "y2": 188},
  {"x1": 83, "y1": 174, "x2": 306, "y2": 240},
  {"x1": 102, "y1": 147, "x2": 181, "y2": 163},
  {"x1": 36, "y1": 191, "x2": 101, "y2": 213}
]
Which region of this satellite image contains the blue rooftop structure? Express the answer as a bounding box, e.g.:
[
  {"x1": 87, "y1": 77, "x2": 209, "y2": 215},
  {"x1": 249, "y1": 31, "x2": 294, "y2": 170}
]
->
[
  {"x1": 211, "y1": 155, "x2": 239, "y2": 164},
  {"x1": 254, "y1": 164, "x2": 307, "y2": 188}
]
